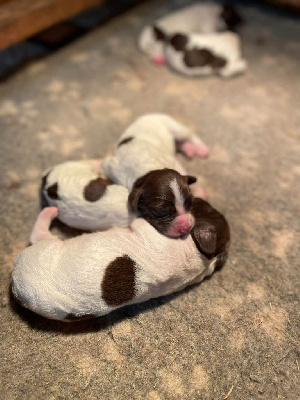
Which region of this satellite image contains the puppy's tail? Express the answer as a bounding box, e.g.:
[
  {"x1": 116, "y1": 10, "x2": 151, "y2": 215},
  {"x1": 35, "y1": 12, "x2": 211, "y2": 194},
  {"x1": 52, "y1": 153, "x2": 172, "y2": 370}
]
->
[{"x1": 30, "y1": 207, "x2": 59, "y2": 245}]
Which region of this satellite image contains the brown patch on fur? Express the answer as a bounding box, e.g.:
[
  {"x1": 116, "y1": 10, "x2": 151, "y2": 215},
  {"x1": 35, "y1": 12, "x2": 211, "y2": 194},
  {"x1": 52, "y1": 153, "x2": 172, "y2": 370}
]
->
[
  {"x1": 118, "y1": 136, "x2": 134, "y2": 147},
  {"x1": 210, "y1": 55, "x2": 227, "y2": 69},
  {"x1": 184, "y1": 49, "x2": 213, "y2": 67},
  {"x1": 169, "y1": 33, "x2": 188, "y2": 51},
  {"x1": 47, "y1": 182, "x2": 59, "y2": 199},
  {"x1": 153, "y1": 25, "x2": 166, "y2": 42},
  {"x1": 83, "y1": 177, "x2": 113, "y2": 202},
  {"x1": 101, "y1": 255, "x2": 136, "y2": 306},
  {"x1": 184, "y1": 48, "x2": 227, "y2": 70}
]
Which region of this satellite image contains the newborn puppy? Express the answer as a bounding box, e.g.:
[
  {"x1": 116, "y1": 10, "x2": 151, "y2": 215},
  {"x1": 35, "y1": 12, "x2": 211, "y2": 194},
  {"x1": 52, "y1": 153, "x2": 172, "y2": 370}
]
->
[
  {"x1": 138, "y1": 3, "x2": 242, "y2": 65},
  {"x1": 101, "y1": 113, "x2": 210, "y2": 237},
  {"x1": 42, "y1": 159, "x2": 131, "y2": 231},
  {"x1": 12, "y1": 198, "x2": 230, "y2": 321},
  {"x1": 165, "y1": 31, "x2": 247, "y2": 78}
]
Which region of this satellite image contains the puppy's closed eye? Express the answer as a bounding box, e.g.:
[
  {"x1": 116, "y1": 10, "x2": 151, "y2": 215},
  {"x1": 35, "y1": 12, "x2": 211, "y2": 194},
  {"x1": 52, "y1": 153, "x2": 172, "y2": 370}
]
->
[{"x1": 149, "y1": 205, "x2": 176, "y2": 219}]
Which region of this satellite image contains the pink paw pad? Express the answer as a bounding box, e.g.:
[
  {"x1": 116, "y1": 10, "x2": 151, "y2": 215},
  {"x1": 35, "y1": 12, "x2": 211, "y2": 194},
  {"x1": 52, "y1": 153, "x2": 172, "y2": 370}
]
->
[
  {"x1": 180, "y1": 141, "x2": 210, "y2": 159},
  {"x1": 194, "y1": 143, "x2": 210, "y2": 158}
]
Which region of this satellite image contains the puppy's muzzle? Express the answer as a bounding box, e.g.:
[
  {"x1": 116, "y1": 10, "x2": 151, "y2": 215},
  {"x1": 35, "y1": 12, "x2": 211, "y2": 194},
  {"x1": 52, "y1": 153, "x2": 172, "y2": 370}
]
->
[{"x1": 167, "y1": 214, "x2": 195, "y2": 237}]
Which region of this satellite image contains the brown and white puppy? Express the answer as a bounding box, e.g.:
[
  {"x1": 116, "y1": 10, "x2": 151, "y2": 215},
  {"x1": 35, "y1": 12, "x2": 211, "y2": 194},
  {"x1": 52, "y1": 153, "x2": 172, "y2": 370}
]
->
[
  {"x1": 138, "y1": 3, "x2": 243, "y2": 65},
  {"x1": 12, "y1": 198, "x2": 230, "y2": 321},
  {"x1": 101, "y1": 113, "x2": 209, "y2": 237},
  {"x1": 42, "y1": 159, "x2": 132, "y2": 231}
]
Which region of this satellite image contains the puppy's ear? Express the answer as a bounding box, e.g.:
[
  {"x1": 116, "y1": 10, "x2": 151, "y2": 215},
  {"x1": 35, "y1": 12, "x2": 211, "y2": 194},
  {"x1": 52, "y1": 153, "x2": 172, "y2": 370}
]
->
[
  {"x1": 128, "y1": 178, "x2": 144, "y2": 212},
  {"x1": 185, "y1": 175, "x2": 197, "y2": 185},
  {"x1": 221, "y1": 3, "x2": 243, "y2": 31},
  {"x1": 192, "y1": 224, "x2": 217, "y2": 256}
]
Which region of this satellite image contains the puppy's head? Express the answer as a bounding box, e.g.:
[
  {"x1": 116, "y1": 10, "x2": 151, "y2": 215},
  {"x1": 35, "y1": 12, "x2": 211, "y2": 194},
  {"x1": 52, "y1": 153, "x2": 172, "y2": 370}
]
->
[
  {"x1": 220, "y1": 3, "x2": 243, "y2": 32},
  {"x1": 128, "y1": 169, "x2": 197, "y2": 237},
  {"x1": 138, "y1": 25, "x2": 167, "y2": 65},
  {"x1": 191, "y1": 198, "x2": 230, "y2": 271}
]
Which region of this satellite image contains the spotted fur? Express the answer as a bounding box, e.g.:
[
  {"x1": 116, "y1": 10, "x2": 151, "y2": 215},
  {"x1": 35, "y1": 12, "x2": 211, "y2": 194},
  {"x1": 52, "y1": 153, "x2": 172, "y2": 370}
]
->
[{"x1": 12, "y1": 198, "x2": 230, "y2": 321}]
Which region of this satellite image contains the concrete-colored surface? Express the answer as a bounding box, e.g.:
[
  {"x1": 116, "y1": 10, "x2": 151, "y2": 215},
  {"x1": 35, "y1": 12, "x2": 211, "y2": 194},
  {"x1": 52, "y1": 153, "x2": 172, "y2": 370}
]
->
[{"x1": 0, "y1": 1, "x2": 299, "y2": 399}]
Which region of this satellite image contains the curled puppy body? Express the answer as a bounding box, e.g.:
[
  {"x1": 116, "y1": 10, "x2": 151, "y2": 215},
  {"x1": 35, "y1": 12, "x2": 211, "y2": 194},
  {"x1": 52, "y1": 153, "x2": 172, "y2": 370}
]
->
[
  {"x1": 138, "y1": 3, "x2": 243, "y2": 65},
  {"x1": 165, "y1": 31, "x2": 247, "y2": 78},
  {"x1": 42, "y1": 159, "x2": 132, "y2": 231},
  {"x1": 12, "y1": 199, "x2": 230, "y2": 321},
  {"x1": 101, "y1": 113, "x2": 209, "y2": 236},
  {"x1": 101, "y1": 113, "x2": 209, "y2": 189}
]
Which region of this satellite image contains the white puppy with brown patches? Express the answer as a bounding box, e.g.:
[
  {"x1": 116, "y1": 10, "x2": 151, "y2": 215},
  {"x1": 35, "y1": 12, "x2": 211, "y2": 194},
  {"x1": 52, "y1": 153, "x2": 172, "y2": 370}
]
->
[
  {"x1": 42, "y1": 159, "x2": 131, "y2": 230},
  {"x1": 101, "y1": 113, "x2": 210, "y2": 237},
  {"x1": 138, "y1": 3, "x2": 242, "y2": 65},
  {"x1": 12, "y1": 198, "x2": 230, "y2": 321},
  {"x1": 43, "y1": 114, "x2": 209, "y2": 237}
]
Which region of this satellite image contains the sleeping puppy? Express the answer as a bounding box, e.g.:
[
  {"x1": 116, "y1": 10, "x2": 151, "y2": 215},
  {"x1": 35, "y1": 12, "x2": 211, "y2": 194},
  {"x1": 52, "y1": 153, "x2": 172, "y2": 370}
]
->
[
  {"x1": 138, "y1": 3, "x2": 243, "y2": 65},
  {"x1": 42, "y1": 159, "x2": 131, "y2": 231},
  {"x1": 11, "y1": 198, "x2": 230, "y2": 321},
  {"x1": 101, "y1": 113, "x2": 210, "y2": 237},
  {"x1": 42, "y1": 114, "x2": 209, "y2": 237},
  {"x1": 165, "y1": 31, "x2": 247, "y2": 78}
]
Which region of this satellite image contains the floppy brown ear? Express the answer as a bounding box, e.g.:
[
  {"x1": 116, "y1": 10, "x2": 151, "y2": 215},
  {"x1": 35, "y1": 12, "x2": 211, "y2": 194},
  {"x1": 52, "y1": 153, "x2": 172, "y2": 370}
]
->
[
  {"x1": 192, "y1": 224, "x2": 217, "y2": 256},
  {"x1": 128, "y1": 178, "x2": 145, "y2": 212},
  {"x1": 128, "y1": 188, "x2": 143, "y2": 212},
  {"x1": 185, "y1": 175, "x2": 197, "y2": 185}
]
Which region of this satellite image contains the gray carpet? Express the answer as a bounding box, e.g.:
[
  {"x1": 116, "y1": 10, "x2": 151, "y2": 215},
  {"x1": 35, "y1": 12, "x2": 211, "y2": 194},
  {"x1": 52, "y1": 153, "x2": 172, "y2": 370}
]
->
[{"x1": 0, "y1": 1, "x2": 299, "y2": 399}]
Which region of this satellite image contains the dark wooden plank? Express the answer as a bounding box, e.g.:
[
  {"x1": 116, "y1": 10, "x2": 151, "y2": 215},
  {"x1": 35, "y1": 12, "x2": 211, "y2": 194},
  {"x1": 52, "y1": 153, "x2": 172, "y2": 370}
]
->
[{"x1": 0, "y1": 0, "x2": 105, "y2": 50}]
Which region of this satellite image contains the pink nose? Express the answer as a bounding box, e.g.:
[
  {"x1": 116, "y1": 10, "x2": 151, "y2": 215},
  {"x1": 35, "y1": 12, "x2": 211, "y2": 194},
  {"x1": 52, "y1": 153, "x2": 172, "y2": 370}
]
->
[
  {"x1": 177, "y1": 215, "x2": 193, "y2": 232},
  {"x1": 152, "y1": 56, "x2": 166, "y2": 66},
  {"x1": 167, "y1": 214, "x2": 194, "y2": 237}
]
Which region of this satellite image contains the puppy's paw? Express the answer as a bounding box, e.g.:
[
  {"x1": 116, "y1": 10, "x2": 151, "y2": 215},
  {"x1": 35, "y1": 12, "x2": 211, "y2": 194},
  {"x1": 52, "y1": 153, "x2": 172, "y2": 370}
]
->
[
  {"x1": 152, "y1": 56, "x2": 166, "y2": 66},
  {"x1": 178, "y1": 138, "x2": 210, "y2": 159},
  {"x1": 41, "y1": 206, "x2": 59, "y2": 222}
]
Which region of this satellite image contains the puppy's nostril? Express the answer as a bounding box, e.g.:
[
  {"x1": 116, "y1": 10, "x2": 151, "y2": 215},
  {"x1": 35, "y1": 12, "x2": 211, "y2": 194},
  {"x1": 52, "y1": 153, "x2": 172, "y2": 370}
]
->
[{"x1": 180, "y1": 226, "x2": 192, "y2": 234}]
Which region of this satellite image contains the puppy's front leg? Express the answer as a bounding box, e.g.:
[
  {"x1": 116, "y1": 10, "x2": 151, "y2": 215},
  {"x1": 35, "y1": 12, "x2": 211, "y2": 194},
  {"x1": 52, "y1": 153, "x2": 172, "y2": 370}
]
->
[
  {"x1": 156, "y1": 114, "x2": 210, "y2": 159},
  {"x1": 30, "y1": 207, "x2": 59, "y2": 244}
]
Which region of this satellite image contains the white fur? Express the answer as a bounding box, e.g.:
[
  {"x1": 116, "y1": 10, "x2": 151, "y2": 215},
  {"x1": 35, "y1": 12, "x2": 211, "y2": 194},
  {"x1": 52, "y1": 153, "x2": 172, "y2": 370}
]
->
[
  {"x1": 138, "y1": 3, "x2": 227, "y2": 60},
  {"x1": 43, "y1": 160, "x2": 132, "y2": 230},
  {"x1": 165, "y1": 31, "x2": 247, "y2": 78},
  {"x1": 101, "y1": 113, "x2": 207, "y2": 190},
  {"x1": 12, "y1": 209, "x2": 216, "y2": 321}
]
